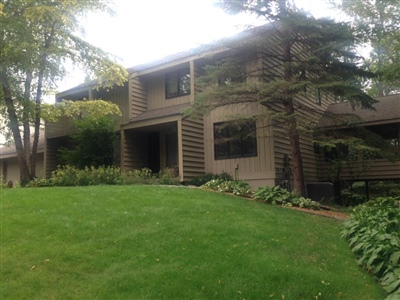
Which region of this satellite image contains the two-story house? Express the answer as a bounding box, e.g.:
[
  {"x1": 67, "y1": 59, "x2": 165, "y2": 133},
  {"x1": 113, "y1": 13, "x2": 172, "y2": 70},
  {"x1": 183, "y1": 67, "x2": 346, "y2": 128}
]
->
[
  {"x1": 43, "y1": 24, "x2": 336, "y2": 189},
  {"x1": 2, "y1": 24, "x2": 399, "y2": 197}
]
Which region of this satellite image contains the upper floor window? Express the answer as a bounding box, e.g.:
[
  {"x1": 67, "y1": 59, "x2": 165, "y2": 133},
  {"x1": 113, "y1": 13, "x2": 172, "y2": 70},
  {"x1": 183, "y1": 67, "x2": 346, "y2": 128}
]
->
[
  {"x1": 213, "y1": 121, "x2": 257, "y2": 160},
  {"x1": 165, "y1": 68, "x2": 191, "y2": 99}
]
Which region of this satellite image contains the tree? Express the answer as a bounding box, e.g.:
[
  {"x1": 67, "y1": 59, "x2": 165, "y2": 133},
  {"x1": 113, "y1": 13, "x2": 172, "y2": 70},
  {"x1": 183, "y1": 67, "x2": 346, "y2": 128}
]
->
[
  {"x1": 335, "y1": 0, "x2": 400, "y2": 96},
  {"x1": 59, "y1": 116, "x2": 118, "y2": 169},
  {"x1": 44, "y1": 99, "x2": 122, "y2": 169},
  {"x1": 192, "y1": 0, "x2": 375, "y2": 196},
  {"x1": 0, "y1": 0, "x2": 128, "y2": 185}
]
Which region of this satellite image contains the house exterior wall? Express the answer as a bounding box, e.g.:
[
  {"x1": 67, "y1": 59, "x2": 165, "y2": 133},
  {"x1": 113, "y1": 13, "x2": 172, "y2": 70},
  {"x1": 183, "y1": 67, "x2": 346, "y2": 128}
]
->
[
  {"x1": 130, "y1": 77, "x2": 148, "y2": 117},
  {"x1": 147, "y1": 70, "x2": 193, "y2": 110},
  {"x1": 317, "y1": 159, "x2": 400, "y2": 181},
  {"x1": 204, "y1": 103, "x2": 275, "y2": 189},
  {"x1": 0, "y1": 153, "x2": 44, "y2": 183}
]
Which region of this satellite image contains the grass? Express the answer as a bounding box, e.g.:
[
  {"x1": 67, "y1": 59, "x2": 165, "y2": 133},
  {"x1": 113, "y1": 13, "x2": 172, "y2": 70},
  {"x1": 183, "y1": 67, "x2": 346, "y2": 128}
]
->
[{"x1": 1, "y1": 185, "x2": 385, "y2": 299}]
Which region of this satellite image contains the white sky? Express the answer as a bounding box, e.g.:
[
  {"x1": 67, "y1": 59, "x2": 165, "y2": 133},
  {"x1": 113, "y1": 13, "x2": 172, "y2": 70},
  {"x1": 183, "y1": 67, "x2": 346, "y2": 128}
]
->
[{"x1": 59, "y1": 0, "x2": 337, "y2": 92}]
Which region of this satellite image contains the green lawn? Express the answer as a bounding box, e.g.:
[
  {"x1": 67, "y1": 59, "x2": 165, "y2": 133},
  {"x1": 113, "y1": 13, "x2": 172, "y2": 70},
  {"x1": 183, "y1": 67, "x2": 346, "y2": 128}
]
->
[{"x1": 1, "y1": 185, "x2": 385, "y2": 299}]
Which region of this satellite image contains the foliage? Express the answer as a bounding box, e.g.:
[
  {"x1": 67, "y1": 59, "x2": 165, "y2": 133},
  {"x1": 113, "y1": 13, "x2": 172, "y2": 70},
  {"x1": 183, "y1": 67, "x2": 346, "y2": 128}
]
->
[
  {"x1": 123, "y1": 167, "x2": 156, "y2": 181},
  {"x1": 341, "y1": 197, "x2": 400, "y2": 298},
  {"x1": 252, "y1": 185, "x2": 320, "y2": 210},
  {"x1": 49, "y1": 165, "x2": 123, "y2": 186},
  {"x1": 0, "y1": 0, "x2": 128, "y2": 184},
  {"x1": 335, "y1": 180, "x2": 400, "y2": 207},
  {"x1": 314, "y1": 125, "x2": 399, "y2": 183},
  {"x1": 41, "y1": 99, "x2": 122, "y2": 123},
  {"x1": 201, "y1": 179, "x2": 251, "y2": 196},
  {"x1": 335, "y1": 0, "x2": 400, "y2": 96},
  {"x1": 187, "y1": 172, "x2": 233, "y2": 186},
  {"x1": 158, "y1": 168, "x2": 180, "y2": 185},
  {"x1": 59, "y1": 115, "x2": 118, "y2": 168},
  {"x1": 26, "y1": 166, "x2": 181, "y2": 187},
  {"x1": 369, "y1": 181, "x2": 400, "y2": 199}
]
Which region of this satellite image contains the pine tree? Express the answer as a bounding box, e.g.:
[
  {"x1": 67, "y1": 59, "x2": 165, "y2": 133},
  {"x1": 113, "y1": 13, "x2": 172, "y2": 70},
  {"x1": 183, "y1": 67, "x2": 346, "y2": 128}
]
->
[{"x1": 192, "y1": 0, "x2": 375, "y2": 195}]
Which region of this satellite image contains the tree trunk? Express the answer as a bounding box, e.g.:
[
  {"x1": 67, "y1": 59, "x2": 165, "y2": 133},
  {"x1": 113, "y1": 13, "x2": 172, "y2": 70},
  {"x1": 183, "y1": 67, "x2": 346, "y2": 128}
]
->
[
  {"x1": 281, "y1": 25, "x2": 306, "y2": 196},
  {"x1": 283, "y1": 102, "x2": 306, "y2": 196},
  {"x1": 30, "y1": 26, "x2": 54, "y2": 178},
  {"x1": 23, "y1": 71, "x2": 33, "y2": 176},
  {"x1": 2, "y1": 73, "x2": 32, "y2": 185}
]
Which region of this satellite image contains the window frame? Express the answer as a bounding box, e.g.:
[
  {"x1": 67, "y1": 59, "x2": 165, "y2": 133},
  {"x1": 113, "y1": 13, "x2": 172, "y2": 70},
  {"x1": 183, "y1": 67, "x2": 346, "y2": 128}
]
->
[
  {"x1": 213, "y1": 121, "x2": 258, "y2": 160},
  {"x1": 165, "y1": 68, "x2": 191, "y2": 99}
]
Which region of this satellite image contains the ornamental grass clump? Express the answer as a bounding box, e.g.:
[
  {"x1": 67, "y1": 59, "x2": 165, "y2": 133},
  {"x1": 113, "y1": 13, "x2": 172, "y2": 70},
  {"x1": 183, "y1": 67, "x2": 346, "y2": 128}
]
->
[{"x1": 341, "y1": 197, "x2": 400, "y2": 299}]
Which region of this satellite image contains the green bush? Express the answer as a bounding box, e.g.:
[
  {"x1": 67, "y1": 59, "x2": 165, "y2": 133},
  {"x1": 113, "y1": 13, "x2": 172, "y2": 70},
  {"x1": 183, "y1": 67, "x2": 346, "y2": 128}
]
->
[
  {"x1": 122, "y1": 168, "x2": 158, "y2": 185},
  {"x1": 26, "y1": 178, "x2": 51, "y2": 187},
  {"x1": 187, "y1": 172, "x2": 233, "y2": 186},
  {"x1": 47, "y1": 165, "x2": 123, "y2": 186},
  {"x1": 158, "y1": 168, "x2": 180, "y2": 185},
  {"x1": 59, "y1": 116, "x2": 118, "y2": 169},
  {"x1": 26, "y1": 166, "x2": 182, "y2": 187},
  {"x1": 201, "y1": 179, "x2": 251, "y2": 196},
  {"x1": 341, "y1": 197, "x2": 400, "y2": 298},
  {"x1": 252, "y1": 185, "x2": 320, "y2": 210}
]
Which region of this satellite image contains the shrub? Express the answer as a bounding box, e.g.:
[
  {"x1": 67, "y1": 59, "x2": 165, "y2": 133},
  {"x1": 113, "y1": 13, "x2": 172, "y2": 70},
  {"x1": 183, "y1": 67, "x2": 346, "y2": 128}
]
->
[
  {"x1": 122, "y1": 168, "x2": 158, "y2": 185},
  {"x1": 253, "y1": 185, "x2": 291, "y2": 205},
  {"x1": 26, "y1": 178, "x2": 51, "y2": 187},
  {"x1": 187, "y1": 172, "x2": 233, "y2": 186},
  {"x1": 158, "y1": 168, "x2": 180, "y2": 185},
  {"x1": 59, "y1": 116, "x2": 118, "y2": 169},
  {"x1": 252, "y1": 185, "x2": 320, "y2": 210},
  {"x1": 48, "y1": 165, "x2": 123, "y2": 186},
  {"x1": 341, "y1": 197, "x2": 400, "y2": 298},
  {"x1": 201, "y1": 179, "x2": 251, "y2": 196}
]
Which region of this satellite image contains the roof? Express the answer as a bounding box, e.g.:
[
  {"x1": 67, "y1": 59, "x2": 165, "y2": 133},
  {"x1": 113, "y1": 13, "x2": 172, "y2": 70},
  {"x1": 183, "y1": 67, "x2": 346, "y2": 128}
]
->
[
  {"x1": 56, "y1": 23, "x2": 276, "y2": 98},
  {"x1": 318, "y1": 94, "x2": 400, "y2": 128},
  {"x1": 126, "y1": 23, "x2": 275, "y2": 75},
  {"x1": 125, "y1": 103, "x2": 192, "y2": 124}
]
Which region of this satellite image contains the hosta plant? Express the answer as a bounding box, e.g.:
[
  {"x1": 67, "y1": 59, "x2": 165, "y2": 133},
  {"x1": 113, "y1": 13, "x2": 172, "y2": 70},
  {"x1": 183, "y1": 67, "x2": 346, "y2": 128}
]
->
[{"x1": 341, "y1": 197, "x2": 400, "y2": 299}]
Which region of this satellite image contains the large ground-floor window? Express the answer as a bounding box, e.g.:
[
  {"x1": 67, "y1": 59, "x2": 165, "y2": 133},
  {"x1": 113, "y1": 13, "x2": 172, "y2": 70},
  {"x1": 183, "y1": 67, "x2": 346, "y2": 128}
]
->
[{"x1": 213, "y1": 121, "x2": 257, "y2": 160}]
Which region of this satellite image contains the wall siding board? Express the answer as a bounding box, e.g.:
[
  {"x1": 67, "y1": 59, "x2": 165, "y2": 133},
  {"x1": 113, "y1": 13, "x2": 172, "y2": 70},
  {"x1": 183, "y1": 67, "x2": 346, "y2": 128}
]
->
[
  {"x1": 130, "y1": 77, "x2": 148, "y2": 118},
  {"x1": 319, "y1": 160, "x2": 400, "y2": 180},
  {"x1": 181, "y1": 118, "x2": 205, "y2": 181}
]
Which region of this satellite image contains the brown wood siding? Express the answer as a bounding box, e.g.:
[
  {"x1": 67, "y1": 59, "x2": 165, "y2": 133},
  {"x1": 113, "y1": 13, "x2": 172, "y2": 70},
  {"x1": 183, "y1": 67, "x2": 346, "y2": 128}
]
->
[
  {"x1": 146, "y1": 73, "x2": 191, "y2": 110},
  {"x1": 130, "y1": 77, "x2": 148, "y2": 118},
  {"x1": 318, "y1": 159, "x2": 400, "y2": 181},
  {"x1": 181, "y1": 118, "x2": 205, "y2": 181},
  {"x1": 92, "y1": 83, "x2": 129, "y2": 124},
  {"x1": 204, "y1": 103, "x2": 275, "y2": 189},
  {"x1": 46, "y1": 116, "x2": 77, "y2": 139}
]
